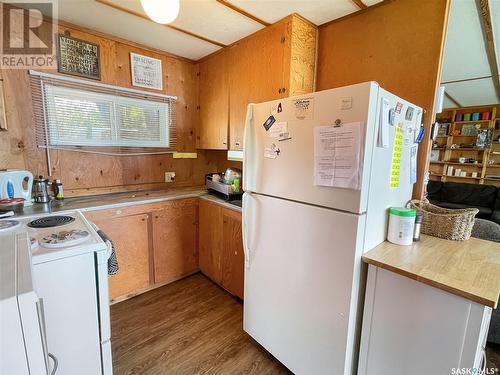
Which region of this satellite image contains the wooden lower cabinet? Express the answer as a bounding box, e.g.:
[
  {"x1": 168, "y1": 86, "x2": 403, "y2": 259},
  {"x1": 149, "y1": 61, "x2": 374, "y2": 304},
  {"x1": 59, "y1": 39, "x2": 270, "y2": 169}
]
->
[
  {"x1": 199, "y1": 199, "x2": 244, "y2": 299},
  {"x1": 86, "y1": 212, "x2": 151, "y2": 302},
  {"x1": 198, "y1": 199, "x2": 223, "y2": 283},
  {"x1": 153, "y1": 199, "x2": 198, "y2": 284},
  {"x1": 220, "y1": 208, "x2": 244, "y2": 299},
  {"x1": 85, "y1": 197, "x2": 242, "y2": 303},
  {"x1": 84, "y1": 198, "x2": 200, "y2": 303}
]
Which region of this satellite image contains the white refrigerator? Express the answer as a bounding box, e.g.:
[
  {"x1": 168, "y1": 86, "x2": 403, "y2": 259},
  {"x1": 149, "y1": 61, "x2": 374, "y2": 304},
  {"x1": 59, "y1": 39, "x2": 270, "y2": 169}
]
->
[{"x1": 242, "y1": 82, "x2": 423, "y2": 375}]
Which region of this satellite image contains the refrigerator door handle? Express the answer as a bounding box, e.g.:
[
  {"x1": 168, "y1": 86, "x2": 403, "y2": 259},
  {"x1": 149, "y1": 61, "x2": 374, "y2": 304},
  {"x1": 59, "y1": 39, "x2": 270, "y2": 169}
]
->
[{"x1": 242, "y1": 193, "x2": 253, "y2": 268}]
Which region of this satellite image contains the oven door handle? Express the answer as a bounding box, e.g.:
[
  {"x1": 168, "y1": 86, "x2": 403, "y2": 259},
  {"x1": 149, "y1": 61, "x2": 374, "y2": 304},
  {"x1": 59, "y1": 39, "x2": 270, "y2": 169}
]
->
[
  {"x1": 36, "y1": 298, "x2": 59, "y2": 375},
  {"x1": 48, "y1": 353, "x2": 58, "y2": 375}
]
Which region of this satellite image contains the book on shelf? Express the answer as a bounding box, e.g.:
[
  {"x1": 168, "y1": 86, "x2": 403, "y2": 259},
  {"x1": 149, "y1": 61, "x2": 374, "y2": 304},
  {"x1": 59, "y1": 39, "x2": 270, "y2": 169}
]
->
[
  {"x1": 461, "y1": 124, "x2": 480, "y2": 136},
  {"x1": 433, "y1": 122, "x2": 449, "y2": 137},
  {"x1": 430, "y1": 149, "x2": 440, "y2": 162},
  {"x1": 475, "y1": 129, "x2": 492, "y2": 148}
]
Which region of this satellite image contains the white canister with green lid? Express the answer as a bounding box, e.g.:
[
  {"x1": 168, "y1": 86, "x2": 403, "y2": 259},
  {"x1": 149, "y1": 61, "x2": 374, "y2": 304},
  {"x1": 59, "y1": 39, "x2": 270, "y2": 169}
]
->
[{"x1": 387, "y1": 207, "x2": 416, "y2": 245}]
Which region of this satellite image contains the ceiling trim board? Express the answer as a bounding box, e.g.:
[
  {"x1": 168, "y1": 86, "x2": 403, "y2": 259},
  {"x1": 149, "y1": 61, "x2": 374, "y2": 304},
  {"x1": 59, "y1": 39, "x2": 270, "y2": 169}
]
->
[
  {"x1": 291, "y1": 12, "x2": 317, "y2": 28},
  {"x1": 215, "y1": 0, "x2": 271, "y2": 26},
  {"x1": 57, "y1": 19, "x2": 195, "y2": 63},
  {"x1": 318, "y1": 0, "x2": 391, "y2": 28},
  {"x1": 95, "y1": 0, "x2": 227, "y2": 48},
  {"x1": 195, "y1": 14, "x2": 294, "y2": 63},
  {"x1": 476, "y1": 0, "x2": 500, "y2": 102},
  {"x1": 351, "y1": 0, "x2": 368, "y2": 10},
  {"x1": 444, "y1": 92, "x2": 462, "y2": 108},
  {"x1": 441, "y1": 75, "x2": 493, "y2": 84},
  {"x1": 1, "y1": 1, "x2": 196, "y2": 63}
]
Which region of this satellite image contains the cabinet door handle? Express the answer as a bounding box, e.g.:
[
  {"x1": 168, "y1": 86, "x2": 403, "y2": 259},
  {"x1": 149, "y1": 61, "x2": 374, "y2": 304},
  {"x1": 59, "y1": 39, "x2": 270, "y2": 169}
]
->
[
  {"x1": 282, "y1": 87, "x2": 286, "y2": 93},
  {"x1": 278, "y1": 88, "x2": 282, "y2": 94}
]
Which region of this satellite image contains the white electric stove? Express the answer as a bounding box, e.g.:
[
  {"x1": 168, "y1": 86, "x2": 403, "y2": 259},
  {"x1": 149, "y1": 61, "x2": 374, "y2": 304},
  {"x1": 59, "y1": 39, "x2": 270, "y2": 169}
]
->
[{"x1": 0, "y1": 210, "x2": 113, "y2": 375}]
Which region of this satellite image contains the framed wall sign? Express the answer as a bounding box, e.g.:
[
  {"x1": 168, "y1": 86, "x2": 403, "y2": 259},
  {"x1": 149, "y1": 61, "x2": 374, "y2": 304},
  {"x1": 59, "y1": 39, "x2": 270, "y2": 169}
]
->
[
  {"x1": 130, "y1": 53, "x2": 163, "y2": 90},
  {"x1": 57, "y1": 34, "x2": 101, "y2": 80}
]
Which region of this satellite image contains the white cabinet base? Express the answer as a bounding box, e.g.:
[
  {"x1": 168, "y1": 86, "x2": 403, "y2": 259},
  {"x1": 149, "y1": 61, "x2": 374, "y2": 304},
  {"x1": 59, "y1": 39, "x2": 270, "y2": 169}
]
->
[{"x1": 358, "y1": 265, "x2": 492, "y2": 375}]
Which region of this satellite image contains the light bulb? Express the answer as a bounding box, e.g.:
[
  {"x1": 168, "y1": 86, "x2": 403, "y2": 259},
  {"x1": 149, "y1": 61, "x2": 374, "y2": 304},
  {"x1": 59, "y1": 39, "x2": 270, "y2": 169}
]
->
[{"x1": 140, "y1": 0, "x2": 180, "y2": 24}]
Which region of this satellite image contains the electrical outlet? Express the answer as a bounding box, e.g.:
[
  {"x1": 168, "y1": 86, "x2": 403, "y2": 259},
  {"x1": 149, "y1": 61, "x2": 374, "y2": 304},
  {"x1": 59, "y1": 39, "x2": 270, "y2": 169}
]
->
[{"x1": 165, "y1": 172, "x2": 176, "y2": 182}]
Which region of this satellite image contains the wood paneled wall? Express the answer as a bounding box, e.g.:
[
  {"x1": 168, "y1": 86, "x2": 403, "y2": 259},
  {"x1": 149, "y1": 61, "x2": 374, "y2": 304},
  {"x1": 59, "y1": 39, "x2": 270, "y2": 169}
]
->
[
  {"x1": 0, "y1": 17, "x2": 232, "y2": 196},
  {"x1": 1, "y1": 2, "x2": 450, "y2": 197},
  {"x1": 316, "y1": 0, "x2": 450, "y2": 198}
]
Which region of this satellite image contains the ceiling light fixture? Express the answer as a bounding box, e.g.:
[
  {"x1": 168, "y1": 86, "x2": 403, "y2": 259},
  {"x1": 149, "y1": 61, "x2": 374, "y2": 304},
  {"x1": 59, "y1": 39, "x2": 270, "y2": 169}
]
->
[{"x1": 140, "y1": 0, "x2": 180, "y2": 24}]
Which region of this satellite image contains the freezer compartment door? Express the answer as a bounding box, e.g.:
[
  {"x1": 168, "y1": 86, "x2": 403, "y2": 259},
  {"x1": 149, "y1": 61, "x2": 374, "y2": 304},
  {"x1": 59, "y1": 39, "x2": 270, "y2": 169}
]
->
[
  {"x1": 243, "y1": 82, "x2": 379, "y2": 214},
  {"x1": 242, "y1": 192, "x2": 366, "y2": 375}
]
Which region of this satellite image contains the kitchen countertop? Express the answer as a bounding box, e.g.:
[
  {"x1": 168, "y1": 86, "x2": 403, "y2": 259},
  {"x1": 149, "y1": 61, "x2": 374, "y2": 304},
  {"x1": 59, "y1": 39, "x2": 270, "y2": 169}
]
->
[
  {"x1": 199, "y1": 194, "x2": 242, "y2": 212},
  {"x1": 9, "y1": 187, "x2": 241, "y2": 218},
  {"x1": 362, "y1": 235, "x2": 500, "y2": 308}
]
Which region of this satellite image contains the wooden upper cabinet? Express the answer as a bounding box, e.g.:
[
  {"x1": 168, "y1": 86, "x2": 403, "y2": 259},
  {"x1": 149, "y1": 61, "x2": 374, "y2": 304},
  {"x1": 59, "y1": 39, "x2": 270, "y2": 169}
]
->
[
  {"x1": 197, "y1": 50, "x2": 229, "y2": 150},
  {"x1": 228, "y1": 19, "x2": 289, "y2": 151},
  {"x1": 153, "y1": 199, "x2": 199, "y2": 284},
  {"x1": 198, "y1": 199, "x2": 223, "y2": 283},
  {"x1": 86, "y1": 211, "x2": 151, "y2": 302},
  {"x1": 228, "y1": 14, "x2": 317, "y2": 151},
  {"x1": 220, "y1": 208, "x2": 244, "y2": 299},
  {"x1": 196, "y1": 14, "x2": 317, "y2": 152}
]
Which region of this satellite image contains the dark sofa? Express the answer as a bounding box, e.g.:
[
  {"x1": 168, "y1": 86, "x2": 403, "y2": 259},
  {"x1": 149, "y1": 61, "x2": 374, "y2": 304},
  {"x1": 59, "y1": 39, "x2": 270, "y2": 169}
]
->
[{"x1": 427, "y1": 181, "x2": 500, "y2": 225}]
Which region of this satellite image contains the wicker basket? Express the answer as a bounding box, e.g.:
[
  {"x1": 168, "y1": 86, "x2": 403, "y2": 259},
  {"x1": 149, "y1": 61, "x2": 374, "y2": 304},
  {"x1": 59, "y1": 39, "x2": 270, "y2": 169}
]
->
[{"x1": 408, "y1": 200, "x2": 479, "y2": 241}]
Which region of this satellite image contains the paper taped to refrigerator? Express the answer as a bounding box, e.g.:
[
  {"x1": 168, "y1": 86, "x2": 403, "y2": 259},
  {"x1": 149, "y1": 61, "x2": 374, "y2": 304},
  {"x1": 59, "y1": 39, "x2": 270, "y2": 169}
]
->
[
  {"x1": 313, "y1": 122, "x2": 362, "y2": 189},
  {"x1": 410, "y1": 145, "x2": 417, "y2": 184},
  {"x1": 389, "y1": 124, "x2": 404, "y2": 189},
  {"x1": 269, "y1": 122, "x2": 288, "y2": 138},
  {"x1": 377, "y1": 98, "x2": 390, "y2": 148}
]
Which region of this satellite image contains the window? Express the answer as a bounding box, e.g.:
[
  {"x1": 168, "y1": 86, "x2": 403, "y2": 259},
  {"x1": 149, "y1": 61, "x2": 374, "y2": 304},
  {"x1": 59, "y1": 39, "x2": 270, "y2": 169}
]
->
[{"x1": 44, "y1": 84, "x2": 169, "y2": 148}]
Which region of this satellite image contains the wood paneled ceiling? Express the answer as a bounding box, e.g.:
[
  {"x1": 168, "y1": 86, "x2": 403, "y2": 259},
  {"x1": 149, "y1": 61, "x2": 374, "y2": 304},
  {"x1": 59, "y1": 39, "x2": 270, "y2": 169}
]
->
[
  {"x1": 441, "y1": 0, "x2": 500, "y2": 108},
  {"x1": 54, "y1": 0, "x2": 383, "y2": 61}
]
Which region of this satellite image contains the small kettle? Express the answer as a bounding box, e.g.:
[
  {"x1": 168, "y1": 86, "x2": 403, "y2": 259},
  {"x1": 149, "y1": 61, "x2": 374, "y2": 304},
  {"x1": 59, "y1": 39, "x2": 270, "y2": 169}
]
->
[{"x1": 33, "y1": 175, "x2": 50, "y2": 203}]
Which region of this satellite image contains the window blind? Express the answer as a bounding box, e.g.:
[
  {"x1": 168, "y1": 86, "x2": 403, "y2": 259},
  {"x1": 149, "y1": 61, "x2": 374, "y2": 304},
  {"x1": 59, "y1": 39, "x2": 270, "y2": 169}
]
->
[{"x1": 30, "y1": 70, "x2": 177, "y2": 156}]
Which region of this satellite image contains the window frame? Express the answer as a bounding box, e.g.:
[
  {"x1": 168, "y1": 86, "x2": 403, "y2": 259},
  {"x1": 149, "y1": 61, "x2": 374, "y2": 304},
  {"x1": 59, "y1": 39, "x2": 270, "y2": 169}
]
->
[{"x1": 44, "y1": 83, "x2": 170, "y2": 148}]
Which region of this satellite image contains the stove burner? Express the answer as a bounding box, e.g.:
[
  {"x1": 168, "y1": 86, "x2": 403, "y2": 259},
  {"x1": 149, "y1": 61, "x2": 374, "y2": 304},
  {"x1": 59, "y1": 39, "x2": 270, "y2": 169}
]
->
[
  {"x1": 28, "y1": 215, "x2": 75, "y2": 229},
  {"x1": 0, "y1": 220, "x2": 20, "y2": 232}
]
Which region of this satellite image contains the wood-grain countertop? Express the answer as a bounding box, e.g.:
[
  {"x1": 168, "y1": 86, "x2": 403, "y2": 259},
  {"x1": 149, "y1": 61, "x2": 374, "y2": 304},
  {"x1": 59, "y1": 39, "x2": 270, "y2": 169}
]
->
[
  {"x1": 12, "y1": 187, "x2": 241, "y2": 218},
  {"x1": 362, "y1": 235, "x2": 500, "y2": 308},
  {"x1": 199, "y1": 194, "x2": 242, "y2": 212}
]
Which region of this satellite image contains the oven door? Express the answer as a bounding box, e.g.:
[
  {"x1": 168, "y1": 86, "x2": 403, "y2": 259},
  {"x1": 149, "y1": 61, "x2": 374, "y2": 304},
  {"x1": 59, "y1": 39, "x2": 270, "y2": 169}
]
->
[{"x1": 95, "y1": 245, "x2": 113, "y2": 374}]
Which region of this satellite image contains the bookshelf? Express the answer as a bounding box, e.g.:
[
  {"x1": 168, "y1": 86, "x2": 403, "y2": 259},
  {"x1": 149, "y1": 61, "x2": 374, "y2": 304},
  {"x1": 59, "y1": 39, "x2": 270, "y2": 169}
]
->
[{"x1": 430, "y1": 105, "x2": 500, "y2": 186}]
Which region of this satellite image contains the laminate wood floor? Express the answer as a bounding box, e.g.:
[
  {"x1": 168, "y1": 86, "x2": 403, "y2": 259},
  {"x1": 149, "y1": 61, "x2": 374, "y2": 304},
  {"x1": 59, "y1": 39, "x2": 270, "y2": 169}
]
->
[{"x1": 111, "y1": 273, "x2": 292, "y2": 375}]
